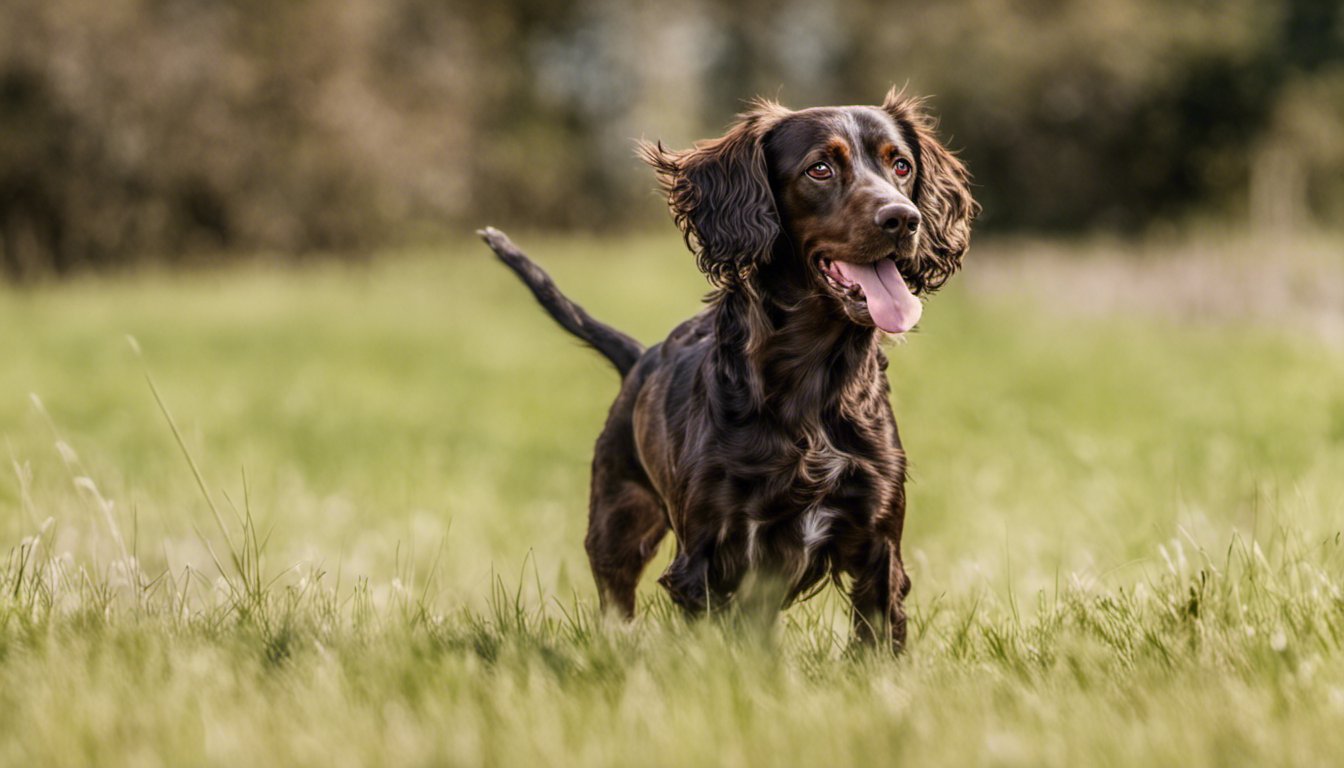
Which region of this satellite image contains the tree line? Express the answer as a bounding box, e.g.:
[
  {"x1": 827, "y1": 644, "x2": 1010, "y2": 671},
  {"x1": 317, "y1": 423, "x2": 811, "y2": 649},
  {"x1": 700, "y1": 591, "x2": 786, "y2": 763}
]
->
[{"x1": 1, "y1": 0, "x2": 1340, "y2": 279}]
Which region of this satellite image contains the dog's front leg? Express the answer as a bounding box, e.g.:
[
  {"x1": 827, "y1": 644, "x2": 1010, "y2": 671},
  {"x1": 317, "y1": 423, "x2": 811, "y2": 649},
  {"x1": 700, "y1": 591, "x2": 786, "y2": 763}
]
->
[
  {"x1": 846, "y1": 540, "x2": 911, "y2": 654},
  {"x1": 658, "y1": 538, "x2": 717, "y2": 615}
]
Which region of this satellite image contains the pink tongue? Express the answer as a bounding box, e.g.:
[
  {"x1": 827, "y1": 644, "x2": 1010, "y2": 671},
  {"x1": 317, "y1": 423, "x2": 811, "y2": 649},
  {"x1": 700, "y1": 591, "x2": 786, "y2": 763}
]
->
[{"x1": 835, "y1": 259, "x2": 923, "y2": 333}]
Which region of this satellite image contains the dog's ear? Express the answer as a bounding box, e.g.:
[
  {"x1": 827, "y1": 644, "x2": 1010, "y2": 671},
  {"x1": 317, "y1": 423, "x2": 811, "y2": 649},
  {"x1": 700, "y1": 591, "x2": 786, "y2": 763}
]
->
[
  {"x1": 883, "y1": 87, "x2": 979, "y2": 293},
  {"x1": 639, "y1": 101, "x2": 786, "y2": 289}
]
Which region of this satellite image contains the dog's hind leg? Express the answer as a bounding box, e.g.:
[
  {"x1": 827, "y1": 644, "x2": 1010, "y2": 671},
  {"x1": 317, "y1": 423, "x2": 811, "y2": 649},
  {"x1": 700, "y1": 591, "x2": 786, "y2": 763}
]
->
[
  {"x1": 585, "y1": 426, "x2": 667, "y2": 619},
  {"x1": 585, "y1": 480, "x2": 666, "y2": 619}
]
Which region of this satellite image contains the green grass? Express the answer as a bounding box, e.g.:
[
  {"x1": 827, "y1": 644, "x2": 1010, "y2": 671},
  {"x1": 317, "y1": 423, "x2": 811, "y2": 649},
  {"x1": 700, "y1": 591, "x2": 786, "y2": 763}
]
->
[{"x1": 2, "y1": 233, "x2": 1343, "y2": 766}]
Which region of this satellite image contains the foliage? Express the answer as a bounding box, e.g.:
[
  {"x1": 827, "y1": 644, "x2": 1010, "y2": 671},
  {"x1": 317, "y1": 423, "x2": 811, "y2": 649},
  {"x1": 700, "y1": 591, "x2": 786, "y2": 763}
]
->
[{"x1": 1, "y1": 0, "x2": 1341, "y2": 278}]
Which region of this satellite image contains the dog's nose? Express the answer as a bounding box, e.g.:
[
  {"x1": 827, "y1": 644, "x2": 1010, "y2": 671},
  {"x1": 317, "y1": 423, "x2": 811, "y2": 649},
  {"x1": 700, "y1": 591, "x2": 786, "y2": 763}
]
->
[{"x1": 876, "y1": 203, "x2": 921, "y2": 236}]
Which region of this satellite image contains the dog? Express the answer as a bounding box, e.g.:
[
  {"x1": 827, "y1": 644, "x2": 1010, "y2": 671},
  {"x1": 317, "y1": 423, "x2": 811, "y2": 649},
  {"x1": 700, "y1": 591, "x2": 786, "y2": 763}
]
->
[{"x1": 479, "y1": 88, "x2": 976, "y2": 652}]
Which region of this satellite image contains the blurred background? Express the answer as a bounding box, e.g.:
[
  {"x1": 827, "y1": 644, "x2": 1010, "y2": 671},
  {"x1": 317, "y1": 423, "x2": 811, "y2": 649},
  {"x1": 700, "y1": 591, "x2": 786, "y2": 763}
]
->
[{"x1": 1, "y1": 0, "x2": 1341, "y2": 278}]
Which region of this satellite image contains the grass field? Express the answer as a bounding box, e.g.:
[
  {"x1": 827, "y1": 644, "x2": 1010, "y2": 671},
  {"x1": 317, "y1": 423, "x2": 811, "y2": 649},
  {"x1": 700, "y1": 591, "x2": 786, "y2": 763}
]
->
[{"x1": 2, "y1": 232, "x2": 1343, "y2": 766}]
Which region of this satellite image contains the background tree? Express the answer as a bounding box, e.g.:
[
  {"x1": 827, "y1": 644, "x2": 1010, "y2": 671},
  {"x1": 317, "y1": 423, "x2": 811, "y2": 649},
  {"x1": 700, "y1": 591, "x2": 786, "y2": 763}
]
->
[{"x1": 0, "y1": 0, "x2": 1340, "y2": 279}]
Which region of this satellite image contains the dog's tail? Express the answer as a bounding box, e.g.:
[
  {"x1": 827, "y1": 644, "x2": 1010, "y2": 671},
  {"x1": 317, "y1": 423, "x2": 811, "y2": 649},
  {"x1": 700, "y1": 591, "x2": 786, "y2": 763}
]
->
[{"x1": 478, "y1": 227, "x2": 644, "y2": 377}]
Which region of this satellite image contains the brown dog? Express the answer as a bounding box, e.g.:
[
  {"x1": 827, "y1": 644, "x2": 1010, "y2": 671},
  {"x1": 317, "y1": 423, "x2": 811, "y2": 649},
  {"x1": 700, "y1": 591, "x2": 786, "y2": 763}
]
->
[{"x1": 480, "y1": 88, "x2": 976, "y2": 652}]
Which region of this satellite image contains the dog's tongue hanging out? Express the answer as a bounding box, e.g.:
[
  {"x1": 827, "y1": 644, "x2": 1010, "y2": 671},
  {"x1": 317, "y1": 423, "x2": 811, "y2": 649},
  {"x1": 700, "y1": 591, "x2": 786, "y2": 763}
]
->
[{"x1": 835, "y1": 259, "x2": 923, "y2": 333}]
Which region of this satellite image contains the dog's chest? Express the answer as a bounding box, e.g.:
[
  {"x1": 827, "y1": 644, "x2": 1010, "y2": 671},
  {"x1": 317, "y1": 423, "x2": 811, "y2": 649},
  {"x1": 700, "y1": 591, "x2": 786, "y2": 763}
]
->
[
  {"x1": 741, "y1": 431, "x2": 859, "y2": 563},
  {"x1": 759, "y1": 424, "x2": 892, "y2": 552},
  {"x1": 742, "y1": 441, "x2": 857, "y2": 600},
  {"x1": 792, "y1": 427, "x2": 855, "y2": 501}
]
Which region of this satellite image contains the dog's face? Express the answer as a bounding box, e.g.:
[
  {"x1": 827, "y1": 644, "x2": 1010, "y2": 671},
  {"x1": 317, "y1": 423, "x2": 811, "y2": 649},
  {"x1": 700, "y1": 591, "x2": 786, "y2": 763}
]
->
[
  {"x1": 641, "y1": 89, "x2": 978, "y2": 333},
  {"x1": 766, "y1": 106, "x2": 930, "y2": 332}
]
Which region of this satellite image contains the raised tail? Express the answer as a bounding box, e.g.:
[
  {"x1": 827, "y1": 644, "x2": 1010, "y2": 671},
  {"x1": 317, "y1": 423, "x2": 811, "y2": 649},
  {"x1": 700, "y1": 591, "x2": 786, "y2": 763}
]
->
[{"x1": 478, "y1": 227, "x2": 644, "y2": 377}]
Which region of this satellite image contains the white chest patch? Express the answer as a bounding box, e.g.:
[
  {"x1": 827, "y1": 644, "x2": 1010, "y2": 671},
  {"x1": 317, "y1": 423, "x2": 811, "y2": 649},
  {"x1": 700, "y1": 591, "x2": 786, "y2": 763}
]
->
[
  {"x1": 744, "y1": 518, "x2": 764, "y2": 565},
  {"x1": 799, "y1": 506, "x2": 840, "y2": 555}
]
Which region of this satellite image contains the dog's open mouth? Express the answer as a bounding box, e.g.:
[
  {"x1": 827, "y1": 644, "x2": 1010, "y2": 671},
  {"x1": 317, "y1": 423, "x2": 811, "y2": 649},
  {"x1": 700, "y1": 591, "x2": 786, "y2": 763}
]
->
[{"x1": 818, "y1": 256, "x2": 923, "y2": 333}]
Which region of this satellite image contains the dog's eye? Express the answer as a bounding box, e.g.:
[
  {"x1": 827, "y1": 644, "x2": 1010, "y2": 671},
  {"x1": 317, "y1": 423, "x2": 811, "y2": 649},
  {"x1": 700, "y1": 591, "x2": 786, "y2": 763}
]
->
[
  {"x1": 894, "y1": 158, "x2": 912, "y2": 177},
  {"x1": 805, "y1": 162, "x2": 833, "y2": 180}
]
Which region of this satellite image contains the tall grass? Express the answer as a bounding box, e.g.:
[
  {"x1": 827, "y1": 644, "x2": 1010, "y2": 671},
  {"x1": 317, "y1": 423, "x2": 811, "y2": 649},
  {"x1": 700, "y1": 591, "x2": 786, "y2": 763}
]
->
[{"x1": 1, "y1": 233, "x2": 1342, "y2": 766}]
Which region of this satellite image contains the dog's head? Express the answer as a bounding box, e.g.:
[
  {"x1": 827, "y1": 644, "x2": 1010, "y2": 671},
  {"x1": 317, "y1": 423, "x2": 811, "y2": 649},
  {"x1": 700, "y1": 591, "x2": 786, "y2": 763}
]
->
[{"x1": 640, "y1": 88, "x2": 978, "y2": 333}]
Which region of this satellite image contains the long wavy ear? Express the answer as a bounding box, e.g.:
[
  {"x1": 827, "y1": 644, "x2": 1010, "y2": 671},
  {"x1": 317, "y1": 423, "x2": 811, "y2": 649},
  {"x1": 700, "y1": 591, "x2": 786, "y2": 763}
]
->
[
  {"x1": 883, "y1": 87, "x2": 979, "y2": 293},
  {"x1": 638, "y1": 101, "x2": 787, "y2": 289}
]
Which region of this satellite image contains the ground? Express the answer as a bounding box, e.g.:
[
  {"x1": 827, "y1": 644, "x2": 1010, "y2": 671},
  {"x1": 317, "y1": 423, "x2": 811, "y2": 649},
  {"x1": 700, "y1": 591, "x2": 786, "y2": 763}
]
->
[{"x1": 1, "y1": 232, "x2": 1343, "y2": 766}]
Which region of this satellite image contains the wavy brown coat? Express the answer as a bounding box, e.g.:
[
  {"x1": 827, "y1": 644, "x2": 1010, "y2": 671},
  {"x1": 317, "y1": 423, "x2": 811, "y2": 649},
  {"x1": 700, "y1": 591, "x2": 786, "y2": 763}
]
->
[{"x1": 481, "y1": 88, "x2": 977, "y2": 652}]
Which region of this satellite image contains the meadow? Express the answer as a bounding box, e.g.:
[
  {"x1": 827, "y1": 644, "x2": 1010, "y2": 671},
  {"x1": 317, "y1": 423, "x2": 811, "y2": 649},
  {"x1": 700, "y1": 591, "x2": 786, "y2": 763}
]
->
[{"x1": 2, "y1": 232, "x2": 1343, "y2": 766}]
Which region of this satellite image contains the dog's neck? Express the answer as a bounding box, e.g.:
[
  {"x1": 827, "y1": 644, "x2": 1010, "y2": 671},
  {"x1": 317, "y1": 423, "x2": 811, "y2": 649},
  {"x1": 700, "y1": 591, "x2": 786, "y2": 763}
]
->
[{"x1": 712, "y1": 275, "x2": 884, "y2": 429}]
